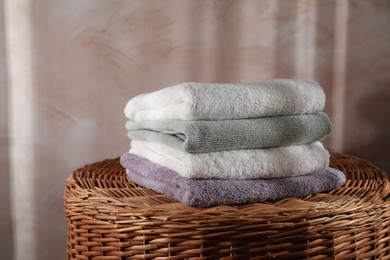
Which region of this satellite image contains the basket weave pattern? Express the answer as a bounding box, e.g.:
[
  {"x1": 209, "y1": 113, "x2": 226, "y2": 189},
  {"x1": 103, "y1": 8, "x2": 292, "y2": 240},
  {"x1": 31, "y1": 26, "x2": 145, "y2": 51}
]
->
[{"x1": 65, "y1": 153, "x2": 390, "y2": 259}]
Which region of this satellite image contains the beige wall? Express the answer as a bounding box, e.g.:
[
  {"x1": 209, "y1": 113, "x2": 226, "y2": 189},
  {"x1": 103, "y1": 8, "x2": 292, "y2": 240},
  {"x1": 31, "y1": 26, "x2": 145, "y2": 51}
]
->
[{"x1": 1, "y1": 0, "x2": 389, "y2": 259}]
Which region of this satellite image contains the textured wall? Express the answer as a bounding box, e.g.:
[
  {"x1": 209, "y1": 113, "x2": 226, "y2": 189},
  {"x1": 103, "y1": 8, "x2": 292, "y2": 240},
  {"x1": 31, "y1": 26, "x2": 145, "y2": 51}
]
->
[{"x1": 1, "y1": 0, "x2": 389, "y2": 259}]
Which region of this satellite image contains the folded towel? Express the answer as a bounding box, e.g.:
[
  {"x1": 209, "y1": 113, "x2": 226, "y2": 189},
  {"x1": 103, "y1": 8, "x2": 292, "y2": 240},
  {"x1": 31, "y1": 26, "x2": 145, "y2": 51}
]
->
[
  {"x1": 124, "y1": 80, "x2": 325, "y2": 121},
  {"x1": 126, "y1": 113, "x2": 333, "y2": 153},
  {"x1": 120, "y1": 153, "x2": 345, "y2": 207},
  {"x1": 129, "y1": 140, "x2": 330, "y2": 179}
]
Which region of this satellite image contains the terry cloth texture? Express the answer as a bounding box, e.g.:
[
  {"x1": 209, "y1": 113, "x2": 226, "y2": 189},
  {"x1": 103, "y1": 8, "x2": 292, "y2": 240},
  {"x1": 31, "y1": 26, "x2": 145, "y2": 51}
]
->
[
  {"x1": 129, "y1": 140, "x2": 330, "y2": 179},
  {"x1": 126, "y1": 112, "x2": 333, "y2": 153},
  {"x1": 120, "y1": 153, "x2": 346, "y2": 207},
  {"x1": 124, "y1": 80, "x2": 325, "y2": 121}
]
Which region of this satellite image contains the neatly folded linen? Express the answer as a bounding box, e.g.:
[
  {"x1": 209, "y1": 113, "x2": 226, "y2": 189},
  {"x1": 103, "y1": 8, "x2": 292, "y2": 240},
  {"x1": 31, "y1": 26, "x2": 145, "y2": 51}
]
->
[
  {"x1": 124, "y1": 80, "x2": 325, "y2": 121},
  {"x1": 120, "y1": 153, "x2": 345, "y2": 207},
  {"x1": 129, "y1": 140, "x2": 330, "y2": 179},
  {"x1": 126, "y1": 112, "x2": 333, "y2": 153}
]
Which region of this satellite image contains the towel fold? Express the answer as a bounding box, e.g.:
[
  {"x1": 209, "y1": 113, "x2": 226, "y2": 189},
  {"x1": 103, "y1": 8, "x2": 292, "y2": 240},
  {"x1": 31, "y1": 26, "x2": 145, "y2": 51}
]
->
[
  {"x1": 129, "y1": 140, "x2": 330, "y2": 179},
  {"x1": 124, "y1": 80, "x2": 325, "y2": 121},
  {"x1": 120, "y1": 153, "x2": 345, "y2": 207},
  {"x1": 126, "y1": 112, "x2": 333, "y2": 153}
]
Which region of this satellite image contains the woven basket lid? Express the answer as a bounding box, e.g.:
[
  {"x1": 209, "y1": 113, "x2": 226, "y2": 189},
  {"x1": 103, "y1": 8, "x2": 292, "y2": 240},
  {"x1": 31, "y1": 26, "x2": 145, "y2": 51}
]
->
[{"x1": 65, "y1": 153, "x2": 390, "y2": 259}]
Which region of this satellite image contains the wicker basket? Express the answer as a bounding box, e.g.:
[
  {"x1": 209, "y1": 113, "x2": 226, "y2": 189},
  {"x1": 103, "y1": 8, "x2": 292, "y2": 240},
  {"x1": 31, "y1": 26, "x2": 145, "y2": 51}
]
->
[{"x1": 65, "y1": 153, "x2": 390, "y2": 259}]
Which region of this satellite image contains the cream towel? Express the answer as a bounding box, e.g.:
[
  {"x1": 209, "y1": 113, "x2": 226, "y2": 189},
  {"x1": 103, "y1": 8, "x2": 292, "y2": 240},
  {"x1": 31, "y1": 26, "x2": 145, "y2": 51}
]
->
[
  {"x1": 121, "y1": 153, "x2": 345, "y2": 207},
  {"x1": 129, "y1": 140, "x2": 330, "y2": 179},
  {"x1": 124, "y1": 80, "x2": 325, "y2": 121}
]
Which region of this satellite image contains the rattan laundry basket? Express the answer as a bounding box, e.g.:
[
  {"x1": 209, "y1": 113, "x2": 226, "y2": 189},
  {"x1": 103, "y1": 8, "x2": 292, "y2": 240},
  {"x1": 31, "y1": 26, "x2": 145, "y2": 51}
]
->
[{"x1": 65, "y1": 153, "x2": 390, "y2": 259}]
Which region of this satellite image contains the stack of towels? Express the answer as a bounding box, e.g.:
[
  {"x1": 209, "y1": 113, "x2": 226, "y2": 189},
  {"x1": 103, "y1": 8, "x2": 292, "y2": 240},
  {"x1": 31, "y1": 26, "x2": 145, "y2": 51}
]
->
[{"x1": 120, "y1": 79, "x2": 346, "y2": 207}]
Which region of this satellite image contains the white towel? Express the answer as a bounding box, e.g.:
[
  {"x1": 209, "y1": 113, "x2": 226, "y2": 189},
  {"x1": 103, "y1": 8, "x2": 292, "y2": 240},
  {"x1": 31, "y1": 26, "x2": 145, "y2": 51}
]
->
[
  {"x1": 129, "y1": 140, "x2": 330, "y2": 179},
  {"x1": 124, "y1": 80, "x2": 325, "y2": 121}
]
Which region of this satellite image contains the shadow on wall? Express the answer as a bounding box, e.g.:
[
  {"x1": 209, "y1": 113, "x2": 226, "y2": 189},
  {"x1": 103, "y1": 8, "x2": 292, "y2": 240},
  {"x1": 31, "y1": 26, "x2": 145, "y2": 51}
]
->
[
  {"x1": 342, "y1": 0, "x2": 390, "y2": 175},
  {"x1": 0, "y1": 0, "x2": 13, "y2": 257},
  {"x1": 348, "y1": 84, "x2": 390, "y2": 175}
]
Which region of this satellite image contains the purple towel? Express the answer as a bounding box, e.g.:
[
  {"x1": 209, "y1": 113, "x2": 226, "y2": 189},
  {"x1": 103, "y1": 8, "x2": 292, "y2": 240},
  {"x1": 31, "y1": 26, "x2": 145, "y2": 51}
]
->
[{"x1": 120, "y1": 153, "x2": 346, "y2": 208}]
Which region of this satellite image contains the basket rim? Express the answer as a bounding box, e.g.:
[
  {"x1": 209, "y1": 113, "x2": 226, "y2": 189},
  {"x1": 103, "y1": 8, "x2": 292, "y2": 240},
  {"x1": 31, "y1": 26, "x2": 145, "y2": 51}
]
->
[{"x1": 65, "y1": 153, "x2": 390, "y2": 215}]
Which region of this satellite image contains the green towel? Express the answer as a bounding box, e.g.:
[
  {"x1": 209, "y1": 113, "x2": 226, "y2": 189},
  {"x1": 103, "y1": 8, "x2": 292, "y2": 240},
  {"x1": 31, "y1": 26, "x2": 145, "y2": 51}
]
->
[{"x1": 126, "y1": 112, "x2": 333, "y2": 153}]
